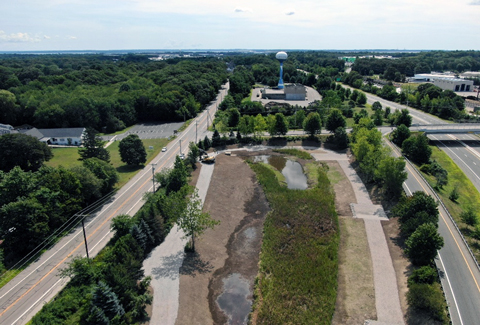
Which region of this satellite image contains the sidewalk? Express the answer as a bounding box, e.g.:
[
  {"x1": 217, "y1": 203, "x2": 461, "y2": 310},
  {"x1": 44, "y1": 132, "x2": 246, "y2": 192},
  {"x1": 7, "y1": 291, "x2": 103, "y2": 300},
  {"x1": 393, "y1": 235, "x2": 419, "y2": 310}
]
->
[
  {"x1": 337, "y1": 160, "x2": 404, "y2": 325},
  {"x1": 142, "y1": 162, "x2": 215, "y2": 325}
]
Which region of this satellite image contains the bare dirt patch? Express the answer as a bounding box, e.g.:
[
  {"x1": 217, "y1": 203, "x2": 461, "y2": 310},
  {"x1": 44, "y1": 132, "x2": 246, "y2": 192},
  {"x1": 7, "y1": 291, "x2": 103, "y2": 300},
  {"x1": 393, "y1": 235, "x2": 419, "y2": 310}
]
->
[
  {"x1": 176, "y1": 154, "x2": 270, "y2": 325},
  {"x1": 326, "y1": 160, "x2": 376, "y2": 324}
]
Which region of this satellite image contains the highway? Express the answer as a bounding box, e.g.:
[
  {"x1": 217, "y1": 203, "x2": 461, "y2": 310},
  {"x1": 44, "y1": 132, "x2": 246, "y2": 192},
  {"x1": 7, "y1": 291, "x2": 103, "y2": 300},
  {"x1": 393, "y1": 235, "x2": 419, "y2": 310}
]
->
[
  {"x1": 356, "y1": 87, "x2": 480, "y2": 325},
  {"x1": 0, "y1": 83, "x2": 228, "y2": 325}
]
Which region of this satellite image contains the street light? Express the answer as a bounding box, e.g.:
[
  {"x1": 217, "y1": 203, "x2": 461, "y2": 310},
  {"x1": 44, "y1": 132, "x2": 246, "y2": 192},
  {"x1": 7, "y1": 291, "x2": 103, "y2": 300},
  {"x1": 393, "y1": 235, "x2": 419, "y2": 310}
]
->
[{"x1": 150, "y1": 163, "x2": 157, "y2": 193}]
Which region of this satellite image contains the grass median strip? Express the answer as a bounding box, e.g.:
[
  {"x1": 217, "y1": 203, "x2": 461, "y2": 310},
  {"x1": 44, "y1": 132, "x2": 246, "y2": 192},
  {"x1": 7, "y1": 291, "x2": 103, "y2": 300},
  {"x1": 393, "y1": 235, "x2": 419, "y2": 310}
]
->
[
  {"x1": 249, "y1": 161, "x2": 339, "y2": 324},
  {"x1": 420, "y1": 145, "x2": 480, "y2": 261}
]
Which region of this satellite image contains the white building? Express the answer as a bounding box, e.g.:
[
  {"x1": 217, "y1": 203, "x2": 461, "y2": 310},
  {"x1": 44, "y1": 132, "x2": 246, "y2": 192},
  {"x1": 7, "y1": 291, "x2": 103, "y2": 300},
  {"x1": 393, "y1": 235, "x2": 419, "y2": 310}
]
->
[
  {"x1": 0, "y1": 123, "x2": 14, "y2": 135},
  {"x1": 21, "y1": 127, "x2": 85, "y2": 146},
  {"x1": 433, "y1": 78, "x2": 474, "y2": 92}
]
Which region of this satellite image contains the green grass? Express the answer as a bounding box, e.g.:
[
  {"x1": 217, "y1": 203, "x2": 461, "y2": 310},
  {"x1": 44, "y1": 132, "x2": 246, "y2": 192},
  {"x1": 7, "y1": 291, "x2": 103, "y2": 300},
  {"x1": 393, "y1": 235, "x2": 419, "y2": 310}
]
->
[
  {"x1": 107, "y1": 138, "x2": 169, "y2": 188},
  {"x1": 418, "y1": 146, "x2": 480, "y2": 261},
  {"x1": 273, "y1": 148, "x2": 313, "y2": 160},
  {"x1": 46, "y1": 138, "x2": 169, "y2": 189},
  {"x1": 250, "y1": 161, "x2": 338, "y2": 324}
]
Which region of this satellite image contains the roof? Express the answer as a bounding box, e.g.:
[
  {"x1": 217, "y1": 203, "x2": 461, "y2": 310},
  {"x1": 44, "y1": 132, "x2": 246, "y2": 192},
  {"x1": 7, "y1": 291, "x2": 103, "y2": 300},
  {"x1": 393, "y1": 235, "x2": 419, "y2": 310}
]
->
[{"x1": 21, "y1": 127, "x2": 85, "y2": 139}]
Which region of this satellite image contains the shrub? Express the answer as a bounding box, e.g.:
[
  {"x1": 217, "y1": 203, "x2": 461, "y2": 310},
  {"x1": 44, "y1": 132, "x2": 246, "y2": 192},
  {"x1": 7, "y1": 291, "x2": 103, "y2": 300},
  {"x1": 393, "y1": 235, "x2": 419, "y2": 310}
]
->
[
  {"x1": 449, "y1": 185, "x2": 459, "y2": 202},
  {"x1": 407, "y1": 282, "x2": 448, "y2": 322},
  {"x1": 460, "y1": 208, "x2": 478, "y2": 227},
  {"x1": 408, "y1": 266, "x2": 437, "y2": 285}
]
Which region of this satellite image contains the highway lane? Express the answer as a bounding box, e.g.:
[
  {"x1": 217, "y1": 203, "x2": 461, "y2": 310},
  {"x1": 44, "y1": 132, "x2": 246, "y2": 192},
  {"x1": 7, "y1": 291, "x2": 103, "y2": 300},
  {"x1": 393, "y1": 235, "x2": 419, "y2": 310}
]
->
[
  {"x1": 386, "y1": 141, "x2": 480, "y2": 325},
  {"x1": 0, "y1": 83, "x2": 228, "y2": 325}
]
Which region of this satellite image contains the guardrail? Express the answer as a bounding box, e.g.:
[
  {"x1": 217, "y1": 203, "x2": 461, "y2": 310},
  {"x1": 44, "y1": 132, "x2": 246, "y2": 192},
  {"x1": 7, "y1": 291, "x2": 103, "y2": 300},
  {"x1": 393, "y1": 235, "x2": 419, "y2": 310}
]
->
[{"x1": 389, "y1": 139, "x2": 480, "y2": 273}]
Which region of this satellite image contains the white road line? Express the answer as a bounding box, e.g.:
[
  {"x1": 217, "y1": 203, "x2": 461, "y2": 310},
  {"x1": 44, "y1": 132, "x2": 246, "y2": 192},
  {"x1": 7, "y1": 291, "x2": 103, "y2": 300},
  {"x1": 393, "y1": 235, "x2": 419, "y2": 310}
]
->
[
  {"x1": 438, "y1": 252, "x2": 464, "y2": 325},
  {"x1": 11, "y1": 278, "x2": 64, "y2": 325}
]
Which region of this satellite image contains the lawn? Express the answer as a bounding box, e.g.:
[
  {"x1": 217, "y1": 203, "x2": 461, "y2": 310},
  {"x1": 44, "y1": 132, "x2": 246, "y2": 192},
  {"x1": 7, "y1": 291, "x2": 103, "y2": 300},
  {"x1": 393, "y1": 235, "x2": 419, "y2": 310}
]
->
[
  {"x1": 46, "y1": 138, "x2": 169, "y2": 188},
  {"x1": 250, "y1": 161, "x2": 338, "y2": 324},
  {"x1": 419, "y1": 145, "x2": 480, "y2": 260}
]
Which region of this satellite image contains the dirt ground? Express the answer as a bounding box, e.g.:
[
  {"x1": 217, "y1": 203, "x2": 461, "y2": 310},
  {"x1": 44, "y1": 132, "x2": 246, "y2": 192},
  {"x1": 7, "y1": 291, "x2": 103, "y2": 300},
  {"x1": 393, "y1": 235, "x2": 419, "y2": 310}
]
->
[
  {"x1": 326, "y1": 161, "x2": 376, "y2": 325},
  {"x1": 176, "y1": 153, "x2": 270, "y2": 325}
]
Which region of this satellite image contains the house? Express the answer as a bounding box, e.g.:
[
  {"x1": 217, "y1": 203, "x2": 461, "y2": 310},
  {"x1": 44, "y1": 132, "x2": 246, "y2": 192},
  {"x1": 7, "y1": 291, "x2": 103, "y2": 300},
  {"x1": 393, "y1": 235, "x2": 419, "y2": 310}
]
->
[{"x1": 21, "y1": 127, "x2": 85, "y2": 146}]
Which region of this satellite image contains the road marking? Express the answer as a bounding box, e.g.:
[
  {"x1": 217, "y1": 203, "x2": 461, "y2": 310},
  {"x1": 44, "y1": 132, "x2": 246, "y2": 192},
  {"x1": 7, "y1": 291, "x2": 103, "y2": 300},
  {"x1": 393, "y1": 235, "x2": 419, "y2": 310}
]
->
[{"x1": 438, "y1": 252, "x2": 464, "y2": 325}]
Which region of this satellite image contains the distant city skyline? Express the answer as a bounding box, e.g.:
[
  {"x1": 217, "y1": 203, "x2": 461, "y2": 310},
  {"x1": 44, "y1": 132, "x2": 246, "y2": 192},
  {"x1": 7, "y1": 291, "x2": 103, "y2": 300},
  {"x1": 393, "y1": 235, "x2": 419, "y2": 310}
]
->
[{"x1": 1, "y1": 0, "x2": 479, "y2": 52}]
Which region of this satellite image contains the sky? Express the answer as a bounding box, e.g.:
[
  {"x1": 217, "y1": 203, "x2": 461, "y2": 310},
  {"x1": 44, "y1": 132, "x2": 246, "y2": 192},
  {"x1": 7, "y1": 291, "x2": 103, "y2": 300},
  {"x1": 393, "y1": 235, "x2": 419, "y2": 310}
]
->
[{"x1": 1, "y1": 0, "x2": 479, "y2": 51}]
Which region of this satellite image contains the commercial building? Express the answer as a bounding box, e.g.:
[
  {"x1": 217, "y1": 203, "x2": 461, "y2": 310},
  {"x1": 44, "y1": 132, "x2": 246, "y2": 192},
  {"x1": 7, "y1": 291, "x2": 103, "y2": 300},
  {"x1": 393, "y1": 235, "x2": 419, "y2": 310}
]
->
[
  {"x1": 433, "y1": 78, "x2": 474, "y2": 92},
  {"x1": 261, "y1": 84, "x2": 306, "y2": 101}
]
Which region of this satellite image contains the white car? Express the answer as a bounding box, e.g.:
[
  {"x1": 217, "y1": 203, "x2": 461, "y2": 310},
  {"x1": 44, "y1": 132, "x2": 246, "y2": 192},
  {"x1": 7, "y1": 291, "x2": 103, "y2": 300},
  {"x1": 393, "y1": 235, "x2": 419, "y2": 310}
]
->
[
  {"x1": 162, "y1": 147, "x2": 167, "y2": 152},
  {"x1": 179, "y1": 153, "x2": 185, "y2": 160}
]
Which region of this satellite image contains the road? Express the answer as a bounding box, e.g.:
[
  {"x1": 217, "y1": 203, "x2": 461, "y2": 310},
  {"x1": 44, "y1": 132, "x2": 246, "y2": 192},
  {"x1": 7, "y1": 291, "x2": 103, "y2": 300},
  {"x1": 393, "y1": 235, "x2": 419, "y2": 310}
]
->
[
  {"x1": 0, "y1": 83, "x2": 228, "y2": 325},
  {"x1": 356, "y1": 86, "x2": 480, "y2": 325}
]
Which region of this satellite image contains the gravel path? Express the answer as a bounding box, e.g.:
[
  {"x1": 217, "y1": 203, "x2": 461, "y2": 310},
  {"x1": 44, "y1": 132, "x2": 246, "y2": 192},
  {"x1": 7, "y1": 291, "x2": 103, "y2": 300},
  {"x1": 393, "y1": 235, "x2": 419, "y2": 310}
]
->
[{"x1": 142, "y1": 162, "x2": 215, "y2": 325}]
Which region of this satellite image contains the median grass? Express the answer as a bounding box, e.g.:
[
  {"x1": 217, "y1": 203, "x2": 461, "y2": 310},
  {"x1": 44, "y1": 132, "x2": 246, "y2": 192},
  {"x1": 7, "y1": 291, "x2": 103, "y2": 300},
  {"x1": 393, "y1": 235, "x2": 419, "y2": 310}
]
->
[
  {"x1": 419, "y1": 145, "x2": 480, "y2": 261},
  {"x1": 249, "y1": 161, "x2": 339, "y2": 324}
]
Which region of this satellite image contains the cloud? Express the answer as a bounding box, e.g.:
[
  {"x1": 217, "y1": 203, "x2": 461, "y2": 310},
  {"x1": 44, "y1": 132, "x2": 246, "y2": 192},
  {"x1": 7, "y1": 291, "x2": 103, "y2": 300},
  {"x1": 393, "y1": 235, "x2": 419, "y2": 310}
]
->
[
  {"x1": 44, "y1": 35, "x2": 51, "y2": 39},
  {"x1": 285, "y1": 11, "x2": 295, "y2": 16},
  {"x1": 0, "y1": 31, "x2": 40, "y2": 42},
  {"x1": 68, "y1": 36, "x2": 77, "y2": 39},
  {"x1": 470, "y1": 0, "x2": 480, "y2": 4},
  {"x1": 234, "y1": 7, "x2": 251, "y2": 13}
]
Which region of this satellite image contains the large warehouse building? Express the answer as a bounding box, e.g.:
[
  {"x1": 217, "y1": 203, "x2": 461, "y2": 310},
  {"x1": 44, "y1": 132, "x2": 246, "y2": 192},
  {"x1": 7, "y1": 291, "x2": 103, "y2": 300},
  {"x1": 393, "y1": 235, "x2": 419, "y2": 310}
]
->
[{"x1": 433, "y1": 77, "x2": 474, "y2": 92}]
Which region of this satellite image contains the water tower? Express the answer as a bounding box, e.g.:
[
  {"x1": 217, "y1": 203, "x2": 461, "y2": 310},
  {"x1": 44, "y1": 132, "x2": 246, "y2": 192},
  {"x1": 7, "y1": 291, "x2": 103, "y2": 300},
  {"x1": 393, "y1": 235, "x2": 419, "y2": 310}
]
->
[{"x1": 276, "y1": 51, "x2": 288, "y2": 89}]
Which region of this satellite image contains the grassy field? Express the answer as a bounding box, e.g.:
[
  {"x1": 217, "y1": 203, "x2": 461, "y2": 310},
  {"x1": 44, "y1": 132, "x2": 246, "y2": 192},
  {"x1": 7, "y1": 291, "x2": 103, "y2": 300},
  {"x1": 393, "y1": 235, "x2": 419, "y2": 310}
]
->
[
  {"x1": 250, "y1": 161, "x2": 339, "y2": 324},
  {"x1": 45, "y1": 138, "x2": 169, "y2": 188},
  {"x1": 273, "y1": 148, "x2": 314, "y2": 160},
  {"x1": 419, "y1": 145, "x2": 480, "y2": 260}
]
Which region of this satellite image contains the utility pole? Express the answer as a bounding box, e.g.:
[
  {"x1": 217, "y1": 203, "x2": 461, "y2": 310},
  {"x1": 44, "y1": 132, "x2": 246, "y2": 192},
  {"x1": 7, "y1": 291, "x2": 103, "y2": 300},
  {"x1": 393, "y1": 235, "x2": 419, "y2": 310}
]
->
[
  {"x1": 180, "y1": 139, "x2": 182, "y2": 154},
  {"x1": 150, "y1": 163, "x2": 156, "y2": 192},
  {"x1": 78, "y1": 214, "x2": 89, "y2": 259}
]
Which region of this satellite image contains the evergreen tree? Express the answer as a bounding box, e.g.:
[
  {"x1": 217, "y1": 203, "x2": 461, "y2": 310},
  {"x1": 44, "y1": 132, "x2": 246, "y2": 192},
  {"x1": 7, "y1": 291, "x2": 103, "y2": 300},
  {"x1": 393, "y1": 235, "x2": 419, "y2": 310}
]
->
[
  {"x1": 90, "y1": 281, "x2": 125, "y2": 322},
  {"x1": 79, "y1": 127, "x2": 110, "y2": 162}
]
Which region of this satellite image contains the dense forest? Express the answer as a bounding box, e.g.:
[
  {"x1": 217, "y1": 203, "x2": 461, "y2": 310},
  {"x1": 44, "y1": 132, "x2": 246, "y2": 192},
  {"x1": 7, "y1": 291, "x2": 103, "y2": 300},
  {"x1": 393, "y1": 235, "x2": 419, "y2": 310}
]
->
[{"x1": 0, "y1": 54, "x2": 228, "y2": 132}]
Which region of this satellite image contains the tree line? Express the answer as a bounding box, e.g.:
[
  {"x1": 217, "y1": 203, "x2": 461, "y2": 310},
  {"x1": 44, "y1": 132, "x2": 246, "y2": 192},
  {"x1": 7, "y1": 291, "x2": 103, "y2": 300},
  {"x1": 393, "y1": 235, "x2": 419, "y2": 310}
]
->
[{"x1": 0, "y1": 55, "x2": 227, "y2": 132}]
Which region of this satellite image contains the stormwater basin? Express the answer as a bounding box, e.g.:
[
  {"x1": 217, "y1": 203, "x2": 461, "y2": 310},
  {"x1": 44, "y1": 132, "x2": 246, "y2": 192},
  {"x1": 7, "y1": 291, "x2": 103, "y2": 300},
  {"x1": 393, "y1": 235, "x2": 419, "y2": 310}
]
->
[
  {"x1": 254, "y1": 155, "x2": 308, "y2": 190},
  {"x1": 216, "y1": 273, "x2": 252, "y2": 325}
]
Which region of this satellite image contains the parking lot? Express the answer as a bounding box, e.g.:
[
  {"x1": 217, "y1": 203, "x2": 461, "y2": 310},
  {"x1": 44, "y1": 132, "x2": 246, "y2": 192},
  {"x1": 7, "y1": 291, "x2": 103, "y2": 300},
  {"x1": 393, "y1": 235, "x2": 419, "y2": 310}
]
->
[{"x1": 101, "y1": 122, "x2": 185, "y2": 142}]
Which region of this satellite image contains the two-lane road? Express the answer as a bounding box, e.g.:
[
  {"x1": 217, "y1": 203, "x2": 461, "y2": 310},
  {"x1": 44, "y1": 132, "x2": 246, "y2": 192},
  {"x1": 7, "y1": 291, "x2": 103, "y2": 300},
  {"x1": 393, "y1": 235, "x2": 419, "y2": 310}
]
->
[{"x1": 0, "y1": 83, "x2": 228, "y2": 325}]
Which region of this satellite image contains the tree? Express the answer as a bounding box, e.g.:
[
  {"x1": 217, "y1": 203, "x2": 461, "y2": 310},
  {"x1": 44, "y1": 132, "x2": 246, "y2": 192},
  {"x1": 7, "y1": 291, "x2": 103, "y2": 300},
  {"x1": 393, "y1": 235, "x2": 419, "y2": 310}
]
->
[
  {"x1": 303, "y1": 112, "x2": 322, "y2": 137},
  {"x1": 228, "y1": 108, "x2": 240, "y2": 127},
  {"x1": 402, "y1": 134, "x2": 431, "y2": 165},
  {"x1": 405, "y1": 223, "x2": 444, "y2": 266},
  {"x1": 0, "y1": 89, "x2": 18, "y2": 125},
  {"x1": 391, "y1": 124, "x2": 410, "y2": 147},
  {"x1": 372, "y1": 109, "x2": 383, "y2": 126},
  {"x1": 186, "y1": 142, "x2": 200, "y2": 170},
  {"x1": 394, "y1": 109, "x2": 412, "y2": 127},
  {"x1": 88, "y1": 281, "x2": 125, "y2": 323},
  {"x1": 82, "y1": 157, "x2": 119, "y2": 195},
  {"x1": 166, "y1": 156, "x2": 188, "y2": 194},
  {"x1": 356, "y1": 92, "x2": 367, "y2": 106},
  {"x1": 211, "y1": 129, "x2": 221, "y2": 147},
  {"x1": 372, "y1": 101, "x2": 382, "y2": 111},
  {"x1": 376, "y1": 156, "x2": 407, "y2": 198},
  {"x1": 0, "y1": 133, "x2": 53, "y2": 172},
  {"x1": 391, "y1": 191, "x2": 439, "y2": 236},
  {"x1": 119, "y1": 134, "x2": 147, "y2": 166},
  {"x1": 177, "y1": 190, "x2": 219, "y2": 252},
  {"x1": 326, "y1": 109, "x2": 346, "y2": 132},
  {"x1": 329, "y1": 127, "x2": 349, "y2": 149},
  {"x1": 69, "y1": 165, "x2": 103, "y2": 204},
  {"x1": 272, "y1": 113, "x2": 288, "y2": 136},
  {"x1": 79, "y1": 127, "x2": 110, "y2": 162}
]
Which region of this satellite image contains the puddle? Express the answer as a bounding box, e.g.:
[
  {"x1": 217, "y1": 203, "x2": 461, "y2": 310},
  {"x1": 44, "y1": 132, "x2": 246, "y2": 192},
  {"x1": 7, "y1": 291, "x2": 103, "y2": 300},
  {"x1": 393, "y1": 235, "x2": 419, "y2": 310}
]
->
[
  {"x1": 216, "y1": 273, "x2": 252, "y2": 325},
  {"x1": 282, "y1": 160, "x2": 308, "y2": 190},
  {"x1": 254, "y1": 155, "x2": 307, "y2": 190},
  {"x1": 244, "y1": 227, "x2": 256, "y2": 240}
]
